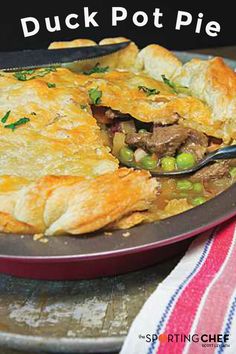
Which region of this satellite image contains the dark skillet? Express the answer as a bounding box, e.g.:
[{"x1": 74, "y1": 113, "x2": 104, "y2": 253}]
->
[{"x1": 0, "y1": 52, "x2": 236, "y2": 280}]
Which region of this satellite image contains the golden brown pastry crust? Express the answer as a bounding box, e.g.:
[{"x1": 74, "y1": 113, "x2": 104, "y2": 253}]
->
[
  {"x1": 173, "y1": 57, "x2": 236, "y2": 142},
  {"x1": 135, "y1": 44, "x2": 182, "y2": 80},
  {"x1": 109, "y1": 198, "x2": 192, "y2": 230},
  {"x1": 0, "y1": 212, "x2": 35, "y2": 234},
  {"x1": 52, "y1": 37, "x2": 236, "y2": 142},
  {"x1": 72, "y1": 70, "x2": 211, "y2": 126},
  {"x1": 0, "y1": 68, "x2": 118, "y2": 179},
  {"x1": 0, "y1": 59, "x2": 159, "y2": 235},
  {"x1": 0, "y1": 169, "x2": 157, "y2": 235}
]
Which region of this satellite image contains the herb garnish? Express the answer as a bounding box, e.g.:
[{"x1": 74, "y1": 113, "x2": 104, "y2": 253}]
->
[
  {"x1": 80, "y1": 104, "x2": 88, "y2": 110},
  {"x1": 88, "y1": 87, "x2": 102, "y2": 105},
  {"x1": 138, "y1": 85, "x2": 160, "y2": 96},
  {"x1": 14, "y1": 70, "x2": 35, "y2": 81},
  {"x1": 47, "y1": 82, "x2": 56, "y2": 88},
  {"x1": 14, "y1": 67, "x2": 57, "y2": 81},
  {"x1": 83, "y1": 63, "x2": 109, "y2": 75},
  {"x1": 161, "y1": 75, "x2": 188, "y2": 94},
  {"x1": 1, "y1": 110, "x2": 10, "y2": 124},
  {"x1": 4, "y1": 117, "x2": 30, "y2": 131},
  {"x1": 14, "y1": 69, "x2": 35, "y2": 81}
]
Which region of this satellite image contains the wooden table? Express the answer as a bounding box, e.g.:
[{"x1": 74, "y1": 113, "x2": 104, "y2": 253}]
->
[
  {"x1": 0, "y1": 257, "x2": 180, "y2": 354},
  {"x1": 0, "y1": 46, "x2": 235, "y2": 354}
]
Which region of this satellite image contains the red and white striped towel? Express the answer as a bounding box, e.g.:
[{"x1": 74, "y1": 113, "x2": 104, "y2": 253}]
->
[{"x1": 121, "y1": 218, "x2": 236, "y2": 354}]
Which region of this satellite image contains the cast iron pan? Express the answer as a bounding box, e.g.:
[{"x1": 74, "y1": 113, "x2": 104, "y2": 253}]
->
[{"x1": 0, "y1": 52, "x2": 236, "y2": 280}]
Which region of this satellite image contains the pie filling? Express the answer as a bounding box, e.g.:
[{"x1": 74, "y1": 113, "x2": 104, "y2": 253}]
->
[{"x1": 92, "y1": 105, "x2": 236, "y2": 210}]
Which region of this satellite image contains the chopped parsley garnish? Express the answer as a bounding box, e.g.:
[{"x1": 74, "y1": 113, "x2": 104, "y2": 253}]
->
[
  {"x1": 83, "y1": 63, "x2": 109, "y2": 75},
  {"x1": 138, "y1": 85, "x2": 160, "y2": 96},
  {"x1": 36, "y1": 67, "x2": 57, "y2": 77},
  {"x1": 1, "y1": 110, "x2": 11, "y2": 124},
  {"x1": 161, "y1": 75, "x2": 189, "y2": 94},
  {"x1": 80, "y1": 104, "x2": 88, "y2": 110},
  {"x1": 14, "y1": 70, "x2": 33, "y2": 81},
  {"x1": 47, "y1": 82, "x2": 56, "y2": 88},
  {"x1": 88, "y1": 87, "x2": 102, "y2": 105},
  {"x1": 4, "y1": 117, "x2": 30, "y2": 131},
  {"x1": 14, "y1": 67, "x2": 57, "y2": 81},
  {"x1": 31, "y1": 112, "x2": 37, "y2": 115}
]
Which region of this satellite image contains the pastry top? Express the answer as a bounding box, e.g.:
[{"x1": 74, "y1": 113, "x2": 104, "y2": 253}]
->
[
  {"x1": 71, "y1": 70, "x2": 211, "y2": 126},
  {"x1": 172, "y1": 57, "x2": 236, "y2": 141},
  {"x1": 135, "y1": 44, "x2": 182, "y2": 80},
  {"x1": 50, "y1": 37, "x2": 236, "y2": 142},
  {"x1": 0, "y1": 68, "x2": 118, "y2": 179}
]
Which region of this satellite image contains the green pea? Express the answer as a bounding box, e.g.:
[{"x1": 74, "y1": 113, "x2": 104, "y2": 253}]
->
[
  {"x1": 176, "y1": 179, "x2": 193, "y2": 191},
  {"x1": 119, "y1": 147, "x2": 134, "y2": 164},
  {"x1": 138, "y1": 129, "x2": 148, "y2": 133},
  {"x1": 176, "y1": 152, "x2": 196, "y2": 170},
  {"x1": 191, "y1": 196, "x2": 206, "y2": 206},
  {"x1": 193, "y1": 182, "x2": 203, "y2": 193},
  {"x1": 140, "y1": 155, "x2": 157, "y2": 170},
  {"x1": 230, "y1": 167, "x2": 236, "y2": 178},
  {"x1": 161, "y1": 156, "x2": 176, "y2": 171}
]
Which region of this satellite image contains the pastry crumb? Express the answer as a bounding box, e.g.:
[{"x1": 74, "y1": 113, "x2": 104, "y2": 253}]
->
[
  {"x1": 33, "y1": 233, "x2": 44, "y2": 241},
  {"x1": 20, "y1": 235, "x2": 25, "y2": 239},
  {"x1": 104, "y1": 231, "x2": 113, "y2": 236},
  {"x1": 95, "y1": 148, "x2": 103, "y2": 156},
  {"x1": 39, "y1": 238, "x2": 49, "y2": 244},
  {"x1": 122, "y1": 231, "x2": 131, "y2": 237}
]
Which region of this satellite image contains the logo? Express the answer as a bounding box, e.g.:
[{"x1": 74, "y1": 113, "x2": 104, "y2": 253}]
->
[{"x1": 138, "y1": 333, "x2": 230, "y2": 348}]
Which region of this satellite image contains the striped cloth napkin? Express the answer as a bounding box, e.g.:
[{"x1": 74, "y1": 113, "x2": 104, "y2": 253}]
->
[{"x1": 120, "y1": 218, "x2": 236, "y2": 354}]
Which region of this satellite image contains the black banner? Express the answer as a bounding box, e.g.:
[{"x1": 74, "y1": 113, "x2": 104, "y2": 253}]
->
[{"x1": 0, "y1": 1, "x2": 233, "y2": 51}]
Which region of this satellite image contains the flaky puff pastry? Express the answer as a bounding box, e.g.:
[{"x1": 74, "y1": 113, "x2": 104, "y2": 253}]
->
[
  {"x1": 172, "y1": 57, "x2": 236, "y2": 142},
  {"x1": 53, "y1": 37, "x2": 236, "y2": 142},
  {"x1": 72, "y1": 70, "x2": 211, "y2": 125},
  {"x1": 0, "y1": 69, "x2": 118, "y2": 179},
  {"x1": 0, "y1": 64, "x2": 158, "y2": 235},
  {"x1": 135, "y1": 42, "x2": 236, "y2": 141},
  {"x1": 0, "y1": 169, "x2": 157, "y2": 235}
]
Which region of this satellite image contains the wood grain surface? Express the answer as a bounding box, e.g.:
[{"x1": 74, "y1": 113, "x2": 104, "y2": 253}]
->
[{"x1": 0, "y1": 257, "x2": 180, "y2": 354}]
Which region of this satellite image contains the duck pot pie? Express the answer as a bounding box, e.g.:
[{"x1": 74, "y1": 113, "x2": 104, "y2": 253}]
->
[{"x1": 0, "y1": 37, "x2": 236, "y2": 236}]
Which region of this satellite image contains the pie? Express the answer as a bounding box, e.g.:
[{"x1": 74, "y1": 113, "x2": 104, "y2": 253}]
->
[{"x1": 0, "y1": 37, "x2": 235, "y2": 236}]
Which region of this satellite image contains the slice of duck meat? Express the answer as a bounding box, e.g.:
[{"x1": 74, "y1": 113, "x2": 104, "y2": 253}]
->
[
  {"x1": 126, "y1": 125, "x2": 189, "y2": 157},
  {"x1": 179, "y1": 128, "x2": 208, "y2": 161},
  {"x1": 191, "y1": 161, "x2": 230, "y2": 181}
]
